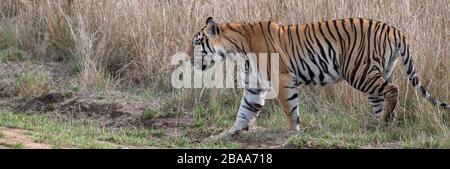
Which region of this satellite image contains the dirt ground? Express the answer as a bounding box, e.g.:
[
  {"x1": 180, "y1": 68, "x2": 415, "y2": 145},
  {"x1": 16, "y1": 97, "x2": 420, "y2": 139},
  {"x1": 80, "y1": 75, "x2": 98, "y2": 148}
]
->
[
  {"x1": 2, "y1": 57, "x2": 425, "y2": 149},
  {"x1": 0, "y1": 60, "x2": 291, "y2": 149},
  {"x1": 0, "y1": 89, "x2": 290, "y2": 149},
  {"x1": 0, "y1": 61, "x2": 183, "y2": 148},
  {"x1": 1, "y1": 59, "x2": 409, "y2": 149},
  {"x1": 0, "y1": 127, "x2": 51, "y2": 149},
  {"x1": 0, "y1": 89, "x2": 289, "y2": 149}
]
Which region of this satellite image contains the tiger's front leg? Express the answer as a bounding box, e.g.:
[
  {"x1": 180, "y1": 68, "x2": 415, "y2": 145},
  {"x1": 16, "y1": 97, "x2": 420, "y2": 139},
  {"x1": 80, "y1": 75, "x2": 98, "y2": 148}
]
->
[
  {"x1": 277, "y1": 74, "x2": 301, "y2": 131},
  {"x1": 228, "y1": 88, "x2": 267, "y2": 135}
]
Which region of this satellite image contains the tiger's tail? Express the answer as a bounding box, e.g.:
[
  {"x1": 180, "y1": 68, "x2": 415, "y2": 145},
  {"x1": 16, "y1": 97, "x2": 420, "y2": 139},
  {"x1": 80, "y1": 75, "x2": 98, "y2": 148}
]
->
[{"x1": 397, "y1": 31, "x2": 450, "y2": 110}]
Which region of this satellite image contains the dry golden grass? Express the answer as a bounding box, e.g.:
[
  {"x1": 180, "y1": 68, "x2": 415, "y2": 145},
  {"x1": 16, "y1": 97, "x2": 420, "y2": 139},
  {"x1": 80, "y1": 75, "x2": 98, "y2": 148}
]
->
[{"x1": 0, "y1": 0, "x2": 449, "y2": 147}]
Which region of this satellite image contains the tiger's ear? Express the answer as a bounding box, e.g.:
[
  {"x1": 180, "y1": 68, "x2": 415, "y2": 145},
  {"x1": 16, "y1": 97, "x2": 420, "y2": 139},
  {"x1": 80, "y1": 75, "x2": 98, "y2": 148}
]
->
[{"x1": 205, "y1": 17, "x2": 219, "y2": 37}]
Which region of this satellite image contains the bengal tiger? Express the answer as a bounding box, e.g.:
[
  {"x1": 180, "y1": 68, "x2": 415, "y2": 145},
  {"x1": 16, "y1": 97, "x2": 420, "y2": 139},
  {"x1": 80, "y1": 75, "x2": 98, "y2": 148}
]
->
[{"x1": 187, "y1": 17, "x2": 449, "y2": 136}]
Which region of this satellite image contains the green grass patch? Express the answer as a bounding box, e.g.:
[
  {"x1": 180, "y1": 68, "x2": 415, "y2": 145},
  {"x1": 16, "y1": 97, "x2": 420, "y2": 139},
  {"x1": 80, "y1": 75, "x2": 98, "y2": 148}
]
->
[
  {"x1": 0, "y1": 21, "x2": 16, "y2": 49},
  {"x1": 285, "y1": 134, "x2": 360, "y2": 149},
  {"x1": 0, "y1": 110, "x2": 165, "y2": 148},
  {"x1": 1, "y1": 86, "x2": 449, "y2": 149},
  {"x1": 12, "y1": 142, "x2": 25, "y2": 149},
  {"x1": 0, "y1": 47, "x2": 28, "y2": 63},
  {"x1": 13, "y1": 69, "x2": 53, "y2": 99}
]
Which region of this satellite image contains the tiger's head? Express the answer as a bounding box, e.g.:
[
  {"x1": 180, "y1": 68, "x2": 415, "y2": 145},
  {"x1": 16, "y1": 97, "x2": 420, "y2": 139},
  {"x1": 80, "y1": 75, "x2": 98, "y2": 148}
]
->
[{"x1": 187, "y1": 17, "x2": 231, "y2": 71}]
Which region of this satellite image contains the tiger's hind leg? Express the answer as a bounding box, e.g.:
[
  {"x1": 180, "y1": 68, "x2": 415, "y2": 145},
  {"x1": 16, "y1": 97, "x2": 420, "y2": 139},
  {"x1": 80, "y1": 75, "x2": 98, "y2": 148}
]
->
[
  {"x1": 379, "y1": 82, "x2": 399, "y2": 122},
  {"x1": 367, "y1": 75, "x2": 396, "y2": 120},
  {"x1": 365, "y1": 79, "x2": 399, "y2": 122},
  {"x1": 368, "y1": 95, "x2": 384, "y2": 118},
  {"x1": 347, "y1": 69, "x2": 399, "y2": 122}
]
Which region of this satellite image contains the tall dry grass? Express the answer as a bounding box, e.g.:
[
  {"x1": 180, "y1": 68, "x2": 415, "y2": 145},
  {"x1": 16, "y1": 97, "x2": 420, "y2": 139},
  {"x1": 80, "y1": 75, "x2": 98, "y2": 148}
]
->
[{"x1": 0, "y1": 0, "x2": 449, "y2": 132}]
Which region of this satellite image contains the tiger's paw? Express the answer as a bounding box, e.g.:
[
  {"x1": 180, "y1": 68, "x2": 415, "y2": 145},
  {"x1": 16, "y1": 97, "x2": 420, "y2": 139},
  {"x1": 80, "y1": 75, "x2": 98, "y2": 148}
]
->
[
  {"x1": 378, "y1": 110, "x2": 397, "y2": 125},
  {"x1": 205, "y1": 123, "x2": 251, "y2": 142}
]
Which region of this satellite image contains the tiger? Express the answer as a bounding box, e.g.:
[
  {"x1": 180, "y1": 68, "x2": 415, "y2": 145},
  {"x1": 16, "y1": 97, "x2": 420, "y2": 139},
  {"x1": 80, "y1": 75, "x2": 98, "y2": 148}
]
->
[{"x1": 187, "y1": 17, "x2": 449, "y2": 136}]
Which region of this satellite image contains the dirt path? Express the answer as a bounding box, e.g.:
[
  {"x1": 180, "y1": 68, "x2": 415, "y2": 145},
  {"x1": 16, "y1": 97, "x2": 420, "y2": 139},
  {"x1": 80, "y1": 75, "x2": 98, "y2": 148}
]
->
[
  {"x1": 0, "y1": 126, "x2": 165, "y2": 149},
  {"x1": 0, "y1": 127, "x2": 52, "y2": 149}
]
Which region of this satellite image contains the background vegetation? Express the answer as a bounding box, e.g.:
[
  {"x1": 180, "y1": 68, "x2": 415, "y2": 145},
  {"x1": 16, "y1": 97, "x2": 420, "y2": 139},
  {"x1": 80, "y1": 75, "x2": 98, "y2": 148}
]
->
[{"x1": 0, "y1": 0, "x2": 448, "y2": 148}]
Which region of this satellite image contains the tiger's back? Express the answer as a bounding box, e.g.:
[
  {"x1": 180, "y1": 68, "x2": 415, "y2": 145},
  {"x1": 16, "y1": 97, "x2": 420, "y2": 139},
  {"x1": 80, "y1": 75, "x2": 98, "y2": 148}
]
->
[{"x1": 244, "y1": 18, "x2": 401, "y2": 87}]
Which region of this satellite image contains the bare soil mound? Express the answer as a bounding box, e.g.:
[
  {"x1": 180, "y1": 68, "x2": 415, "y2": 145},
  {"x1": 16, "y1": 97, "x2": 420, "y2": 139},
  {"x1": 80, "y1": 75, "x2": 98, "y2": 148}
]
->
[
  {"x1": 15, "y1": 91, "x2": 193, "y2": 132},
  {"x1": 17, "y1": 92, "x2": 69, "y2": 112}
]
